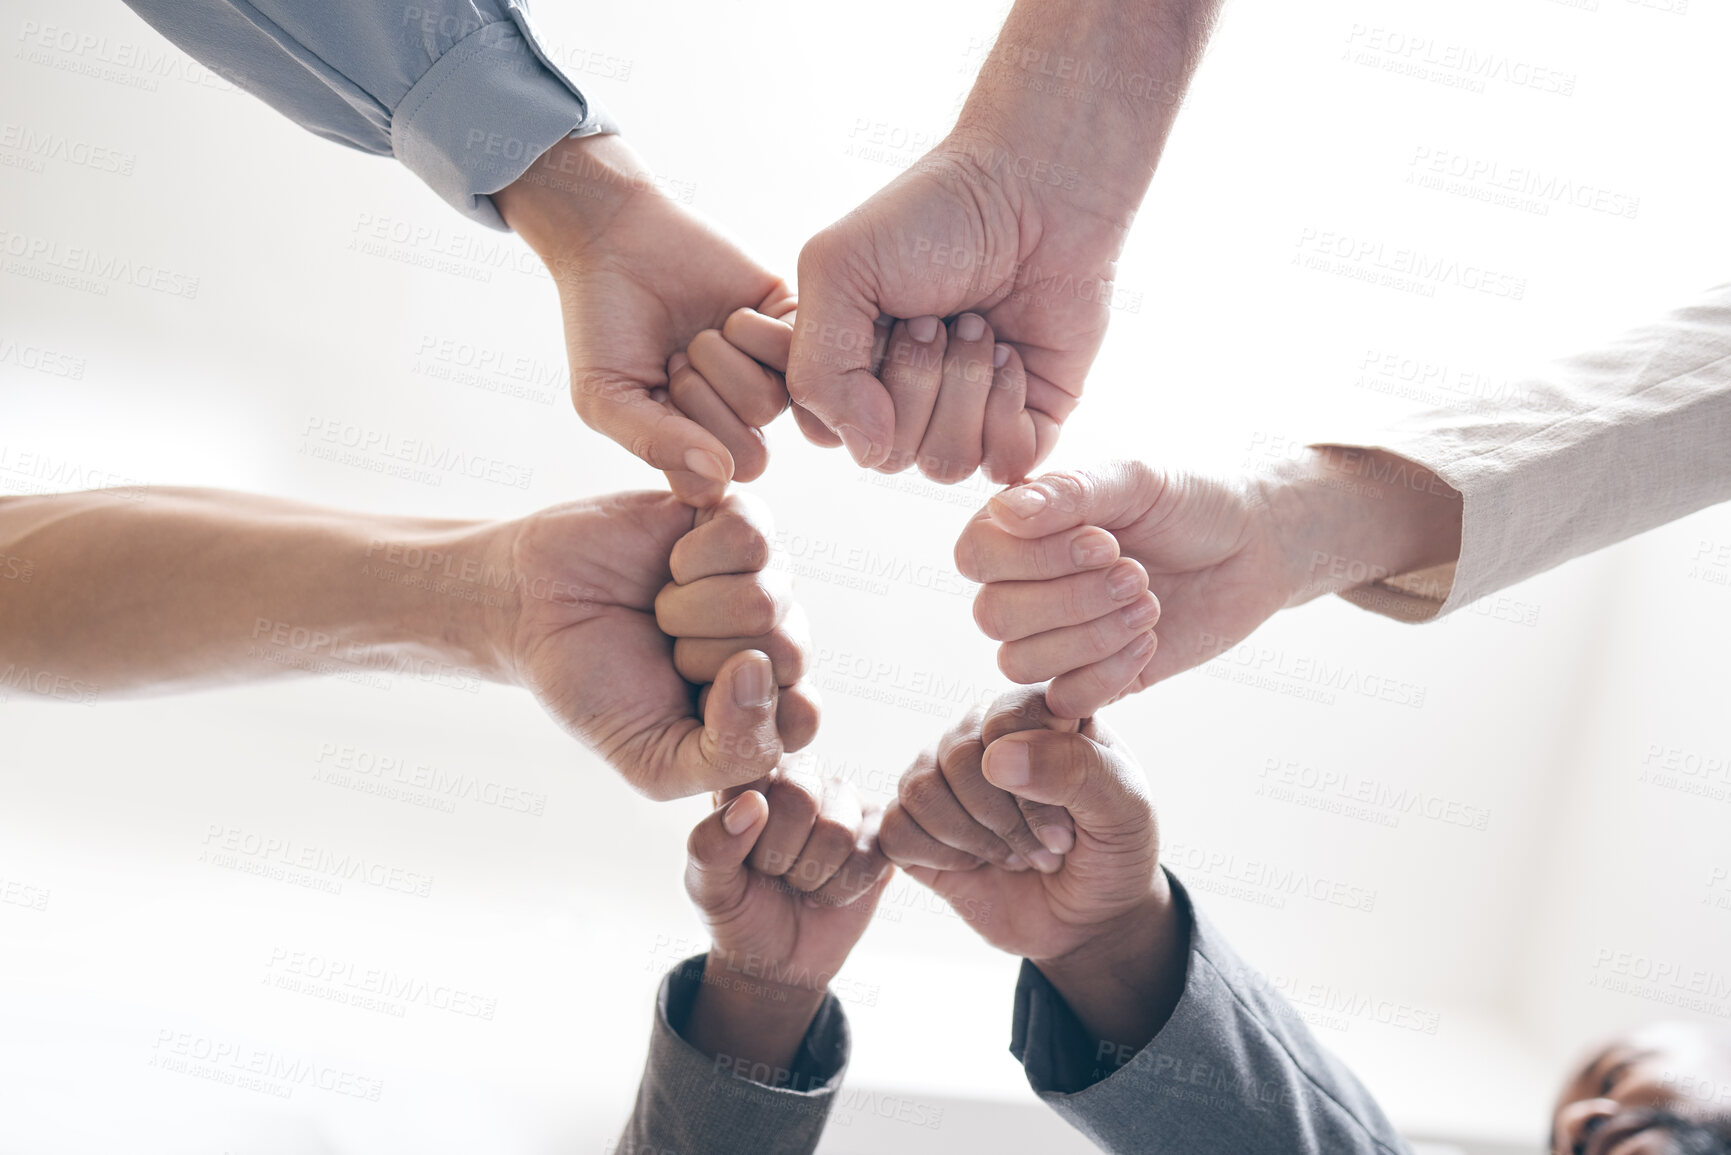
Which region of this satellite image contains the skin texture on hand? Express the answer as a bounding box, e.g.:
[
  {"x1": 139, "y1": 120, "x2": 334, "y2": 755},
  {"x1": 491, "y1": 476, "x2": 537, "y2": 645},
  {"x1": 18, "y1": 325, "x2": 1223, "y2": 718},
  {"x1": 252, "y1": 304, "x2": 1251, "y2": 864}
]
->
[
  {"x1": 491, "y1": 490, "x2": 821, "y2": 800},
  {"x1": 956, "y1": 450, "x2": 1464, "y2": 718},
  {"x1": 879, "y1": 688, "x2": 1189, "y2": 1054},
  {"x1": 683, "y1": 774, "x2": 893, "y2": 1082},
  {"x1": 787, "y1": 0, "x2": 1224, "y2": 482},
  {"x1": 495, "y1": 134, "x2": 796, "y2": 507}
]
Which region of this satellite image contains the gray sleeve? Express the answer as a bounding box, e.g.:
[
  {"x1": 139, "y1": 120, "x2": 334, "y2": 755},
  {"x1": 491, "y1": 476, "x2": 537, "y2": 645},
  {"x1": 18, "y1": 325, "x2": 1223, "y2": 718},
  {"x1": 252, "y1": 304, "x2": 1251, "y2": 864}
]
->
[
  {"x1": 118, "y1": 0, "x2": 617, "y2": 227},
  {"x1": 1322, "y1": 282, "x2": 1731, "y2": 623},
  {"x1": 616, "y1": 956, "x2": 846, "y2": 1155},
  {"x1": 1012, "y1": 876, "x2": 1408, "y2": 1155}
]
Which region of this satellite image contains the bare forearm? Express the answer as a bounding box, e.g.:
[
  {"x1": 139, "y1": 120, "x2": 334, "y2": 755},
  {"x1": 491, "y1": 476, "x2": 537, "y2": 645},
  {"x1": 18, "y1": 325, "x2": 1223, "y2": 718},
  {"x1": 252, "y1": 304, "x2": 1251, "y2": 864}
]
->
[
  {"x1": 959, "y1": 0, "x2": 1225, "y2": 215},
  {"x1": 1267, "y1": 447, "x2": 1465, "y2": 607},
  {"x1": 0, "y1": 488, "x2": 507, "y2": 696}
]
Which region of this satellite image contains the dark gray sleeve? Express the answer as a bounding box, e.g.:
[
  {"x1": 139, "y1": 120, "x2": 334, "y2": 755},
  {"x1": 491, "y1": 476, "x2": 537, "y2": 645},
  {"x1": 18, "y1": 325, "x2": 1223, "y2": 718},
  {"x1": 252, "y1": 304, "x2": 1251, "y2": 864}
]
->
[
  {"x1": 1012, "y1": 876, "x2": 1409, "y2": 1155},
  {"x1": 615, "y1": 956, "x2": 847, "y2": 1155},
  {"x1": 118, "y1": 0, "x2": 617, "y2": 226}
]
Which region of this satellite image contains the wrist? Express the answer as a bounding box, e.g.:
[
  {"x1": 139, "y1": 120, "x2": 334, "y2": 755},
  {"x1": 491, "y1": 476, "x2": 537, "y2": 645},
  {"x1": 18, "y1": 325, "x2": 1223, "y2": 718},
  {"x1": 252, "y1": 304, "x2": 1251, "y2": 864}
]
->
[
  {"x1": 681, "y1": 950, "x2": 829, "y2": 1084},
  {"x1": 1262, "y1": 445, "x2": 1463, "y2": 608},
  {"x1": 955, "y1": 0, "x2": 1218, "y2": 218},
  {"x1": 493, "y1": 133, "x2": 655, "y2": 266},
  {"x1": 343, "y1": 516, "x2": 519, "y2": 684},
  {"x1": 1033, "y1": 876, "x2": 1189, "y2": 1062}
]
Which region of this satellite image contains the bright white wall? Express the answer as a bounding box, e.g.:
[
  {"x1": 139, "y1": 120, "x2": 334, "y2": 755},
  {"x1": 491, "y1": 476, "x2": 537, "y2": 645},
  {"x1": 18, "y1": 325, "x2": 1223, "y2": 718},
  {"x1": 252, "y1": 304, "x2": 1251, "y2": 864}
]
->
[{"x1": 1, "y1": 0, "x2": 1727, "y2": 1150}]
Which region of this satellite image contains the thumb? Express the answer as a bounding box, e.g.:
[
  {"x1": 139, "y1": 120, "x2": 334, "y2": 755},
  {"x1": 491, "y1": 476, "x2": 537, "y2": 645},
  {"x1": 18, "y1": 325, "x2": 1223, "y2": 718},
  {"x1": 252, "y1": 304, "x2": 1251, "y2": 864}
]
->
[
  {"x1": 788, "y1": 239, "x2": 895, "y2": 467},
  {"x1": 685, "y1": 790, "x2": 770, "y2": 911},
  {"x1": 576, "y1": 383, "x2": 738, "y2": 489},
  {"x1": 668, "y1": 650, "x2": 783, "y2": 795},
  {"x1": 987, "y1": 463, "x2": 1164, "y2": 540},
  {"x1": 979, "y1": 728, "x2": 1149, "y2": 836}
]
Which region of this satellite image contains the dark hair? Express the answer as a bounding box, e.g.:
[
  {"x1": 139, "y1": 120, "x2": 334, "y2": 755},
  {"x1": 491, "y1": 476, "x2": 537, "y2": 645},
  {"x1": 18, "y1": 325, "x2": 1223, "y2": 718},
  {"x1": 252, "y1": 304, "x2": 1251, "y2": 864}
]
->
[{"x1": 1646, "y1": 1112, "x2": 1731, "y2": 1155}]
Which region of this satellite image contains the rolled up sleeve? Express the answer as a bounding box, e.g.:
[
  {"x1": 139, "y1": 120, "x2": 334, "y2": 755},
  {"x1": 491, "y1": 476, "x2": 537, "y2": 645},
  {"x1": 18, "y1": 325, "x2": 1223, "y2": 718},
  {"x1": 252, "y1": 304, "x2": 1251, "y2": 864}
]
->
[
  {"x1": 1320, "y1": 282, "x2": 1731, "y2": 622},
  {"x1": 120, "y1": 0, "x2": 617, "y2": 227}
]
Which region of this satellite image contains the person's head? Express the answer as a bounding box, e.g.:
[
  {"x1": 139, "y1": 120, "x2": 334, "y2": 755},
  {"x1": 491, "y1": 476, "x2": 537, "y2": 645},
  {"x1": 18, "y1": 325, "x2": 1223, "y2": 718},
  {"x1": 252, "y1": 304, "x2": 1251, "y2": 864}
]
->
[{"x1": 1552, "y1": 1022, "x2": 1731, "y2": 1154}]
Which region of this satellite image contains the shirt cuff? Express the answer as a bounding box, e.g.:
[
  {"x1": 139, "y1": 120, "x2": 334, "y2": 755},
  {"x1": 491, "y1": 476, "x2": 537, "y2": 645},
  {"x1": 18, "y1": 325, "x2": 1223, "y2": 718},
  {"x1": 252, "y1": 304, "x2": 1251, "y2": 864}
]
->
[
  {"x1": 1011, "y1": 872, "x2": 1199, "y2": 1096},
  {"x1": 392, "y1": 7, "x2": 618, "y2": 228},
  {"x1": 621, "y1": 955, "x2": 847, "y2": 1148}
]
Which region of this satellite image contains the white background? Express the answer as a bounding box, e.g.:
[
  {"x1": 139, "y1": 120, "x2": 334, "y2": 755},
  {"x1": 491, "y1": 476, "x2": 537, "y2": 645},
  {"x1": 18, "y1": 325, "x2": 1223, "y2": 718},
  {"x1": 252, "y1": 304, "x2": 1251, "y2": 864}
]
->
[{"x1": 2, "y1": 0, "x2": 1729, "y2": 1150}]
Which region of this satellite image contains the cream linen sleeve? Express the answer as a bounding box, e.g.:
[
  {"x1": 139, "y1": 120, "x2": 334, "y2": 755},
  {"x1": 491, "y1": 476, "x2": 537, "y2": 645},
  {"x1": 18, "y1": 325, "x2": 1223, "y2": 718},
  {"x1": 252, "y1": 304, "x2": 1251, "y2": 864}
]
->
[{"x1": 1320, "y1": 282, "x2": 1731, "y2": 622}]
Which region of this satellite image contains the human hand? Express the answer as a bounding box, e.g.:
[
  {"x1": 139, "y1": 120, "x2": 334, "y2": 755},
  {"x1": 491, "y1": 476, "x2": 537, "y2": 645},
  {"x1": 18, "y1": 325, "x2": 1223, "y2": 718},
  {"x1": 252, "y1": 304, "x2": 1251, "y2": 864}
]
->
[
  {"x1": 683, "y1": 303, "x2": 1036, "y2": 484},
  {"x1": 956, "y1": 451, "x2": 1463, "y2": 717},
  {"x1": 878, "y1": 687, "x2": 1186, "y2": 1049},
  {"x1": 495, "y1": 134, "x2": 795, "y2": 507},
  {"x1": 787, "y1": 132, "x2": 1107, "y2": 484},
  {"x1": 479, "y1": 490, "x2": 819, "y2": 800},
  {"x1": 682, "y1": 772, "x2": 892, "y2": 1079}
]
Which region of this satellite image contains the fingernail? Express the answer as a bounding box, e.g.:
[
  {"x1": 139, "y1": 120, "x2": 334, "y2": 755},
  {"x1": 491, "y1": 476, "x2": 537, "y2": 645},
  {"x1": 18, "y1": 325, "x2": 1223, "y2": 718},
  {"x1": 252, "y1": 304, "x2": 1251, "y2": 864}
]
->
[
  {"x1": 956, "y1": 313, "x2": 986, "y2": 342},
  {"x1": 684, "y1": 448, "x2": 730, "y2": 485},
  {"x1": 1071, "y1": 532, "x2": 1116, "y2": 570},
  {"x1": 722, "y1": 795, "x2": 757, "y2": 835},
  {"x1": 908, "y1": 315, "x2": 940, "y2": 343},
  {"x1": 993, "y1": 343, "x2": 1010, "y2": 368},
  {"x1": 985, "y1": 741, "x2": 1030, "y2": 788},
  {"x1": 1038, "y1": 825, "x2": 1075, "y2": 856},
  {"x1": 1107, "y1": 560, "x2": 1143, "y2": 602},
  {"x1": 1003, "y1": 853, "x2": 1030, "y2": 872},
  {"x1": 1128, "y1": 630, "x2": 1157, "y2": 658},
  {"x1": 732, "y1": 654, "x2": 773, "y2": 709},
  {"x1": 996, "y1": 486, "x2": 1047, "y2": 519},
  {"x1": 669, "y1": 351, "x2": 690, "y2": 375},
  {"x1": 1122, "y1": 598, "x2": 1160, "y2": 631},
  {"x1": 1027, "y1": 848, "x2": 1063, "y2": 874},
  {"x1": 836, "y1": 424, "x2": 878, "y2": 467}
]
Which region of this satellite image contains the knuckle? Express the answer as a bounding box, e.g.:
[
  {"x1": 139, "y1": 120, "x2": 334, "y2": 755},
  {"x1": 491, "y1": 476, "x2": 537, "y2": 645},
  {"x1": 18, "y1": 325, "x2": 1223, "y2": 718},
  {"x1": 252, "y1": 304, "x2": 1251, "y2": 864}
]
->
[
  {"x1": 737, "y1": 583, "x2": 779, "y2": 634},
  {"x1": 972, "y1": 591, "x2": 1008, "y2": 640},
  {"x1": 953, "y1": 531, "x2": 983, "y2": 580}
]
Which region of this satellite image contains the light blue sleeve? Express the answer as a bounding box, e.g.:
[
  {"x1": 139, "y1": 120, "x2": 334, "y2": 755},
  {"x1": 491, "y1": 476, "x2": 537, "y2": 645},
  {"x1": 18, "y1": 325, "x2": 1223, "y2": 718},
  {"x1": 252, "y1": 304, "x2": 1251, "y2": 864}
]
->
[{"x1": 120, "y1": 0, "x2": 618, "y2": 228}]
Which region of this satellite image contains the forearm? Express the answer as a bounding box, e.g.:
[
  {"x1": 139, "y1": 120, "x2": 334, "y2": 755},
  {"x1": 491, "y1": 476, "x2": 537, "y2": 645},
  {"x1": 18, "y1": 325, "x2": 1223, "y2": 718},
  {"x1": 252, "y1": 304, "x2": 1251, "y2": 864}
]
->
[
  {"x1": 957, "y1": 0, "x2": 1225, "y2": 217},
  {"x1": 682, "y1": 952, "x2": 828, "y2": 1085},
  {"x1": 0, "y1": 488, "x2": 508, "y2": 696},
  {"x1": 1264, "y1": 447, "x2": 1465, "y2": 609}
]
